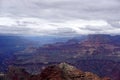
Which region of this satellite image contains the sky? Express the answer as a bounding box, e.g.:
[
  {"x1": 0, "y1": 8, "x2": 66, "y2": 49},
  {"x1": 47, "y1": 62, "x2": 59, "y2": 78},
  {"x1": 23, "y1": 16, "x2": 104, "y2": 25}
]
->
[{"x1": 0, "y1": 0, "x2": 120, "y2": 36}]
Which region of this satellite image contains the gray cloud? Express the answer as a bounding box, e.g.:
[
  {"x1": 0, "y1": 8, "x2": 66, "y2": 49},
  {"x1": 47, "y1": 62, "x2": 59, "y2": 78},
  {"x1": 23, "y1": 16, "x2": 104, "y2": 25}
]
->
[
  {"x1": 0, "y1": 0, "x2": 120, "y2": 36},
  {"x1": 0, "y1": 0, "x2": 120, "y2": 20}
]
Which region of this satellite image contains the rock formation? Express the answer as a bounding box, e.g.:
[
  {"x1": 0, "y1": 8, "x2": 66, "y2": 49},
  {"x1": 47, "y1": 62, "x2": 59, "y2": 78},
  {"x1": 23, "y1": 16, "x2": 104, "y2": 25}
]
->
[{"x1": 7, "y1": 63, "x2": 111, "y2": 80}]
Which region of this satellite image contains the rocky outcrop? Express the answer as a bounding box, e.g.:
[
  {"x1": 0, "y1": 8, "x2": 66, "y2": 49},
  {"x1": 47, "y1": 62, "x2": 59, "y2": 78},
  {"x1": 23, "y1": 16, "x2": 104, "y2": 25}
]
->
[{"x1": 7, "y1": 63, "x2": 111, "y2": 80}]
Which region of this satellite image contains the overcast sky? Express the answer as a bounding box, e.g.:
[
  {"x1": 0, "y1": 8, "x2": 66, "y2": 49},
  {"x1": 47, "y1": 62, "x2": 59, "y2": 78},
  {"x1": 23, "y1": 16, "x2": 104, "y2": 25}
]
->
[{"x1": 0, "y1": 0, "x2": 120, "y2": 36}]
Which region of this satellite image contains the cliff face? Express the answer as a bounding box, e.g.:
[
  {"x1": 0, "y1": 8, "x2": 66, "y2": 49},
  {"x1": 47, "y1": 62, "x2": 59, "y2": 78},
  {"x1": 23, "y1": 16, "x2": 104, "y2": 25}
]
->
[
  {"x1": 12, "y1": 34, "x2": 120, "y2": 80},
  {"x1": 14, "y1": 35, "x2": 120, "y2": 62},
  {"x1": 7, "y1": 63, "x2": 111, "y2": 80}
]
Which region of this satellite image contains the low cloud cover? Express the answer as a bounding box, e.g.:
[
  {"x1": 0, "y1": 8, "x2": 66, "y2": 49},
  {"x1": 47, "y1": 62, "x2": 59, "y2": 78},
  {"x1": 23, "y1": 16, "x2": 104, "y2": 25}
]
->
[{"x1": 0, "y1": 0, "x2": 120, "y2": 36}]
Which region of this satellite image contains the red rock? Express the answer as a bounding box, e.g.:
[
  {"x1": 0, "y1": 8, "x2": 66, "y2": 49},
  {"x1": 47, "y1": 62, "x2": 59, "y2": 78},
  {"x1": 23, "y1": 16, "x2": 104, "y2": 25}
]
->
[{"x1": 7, "y1": 63, "x2": 111, "y2": 80}]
